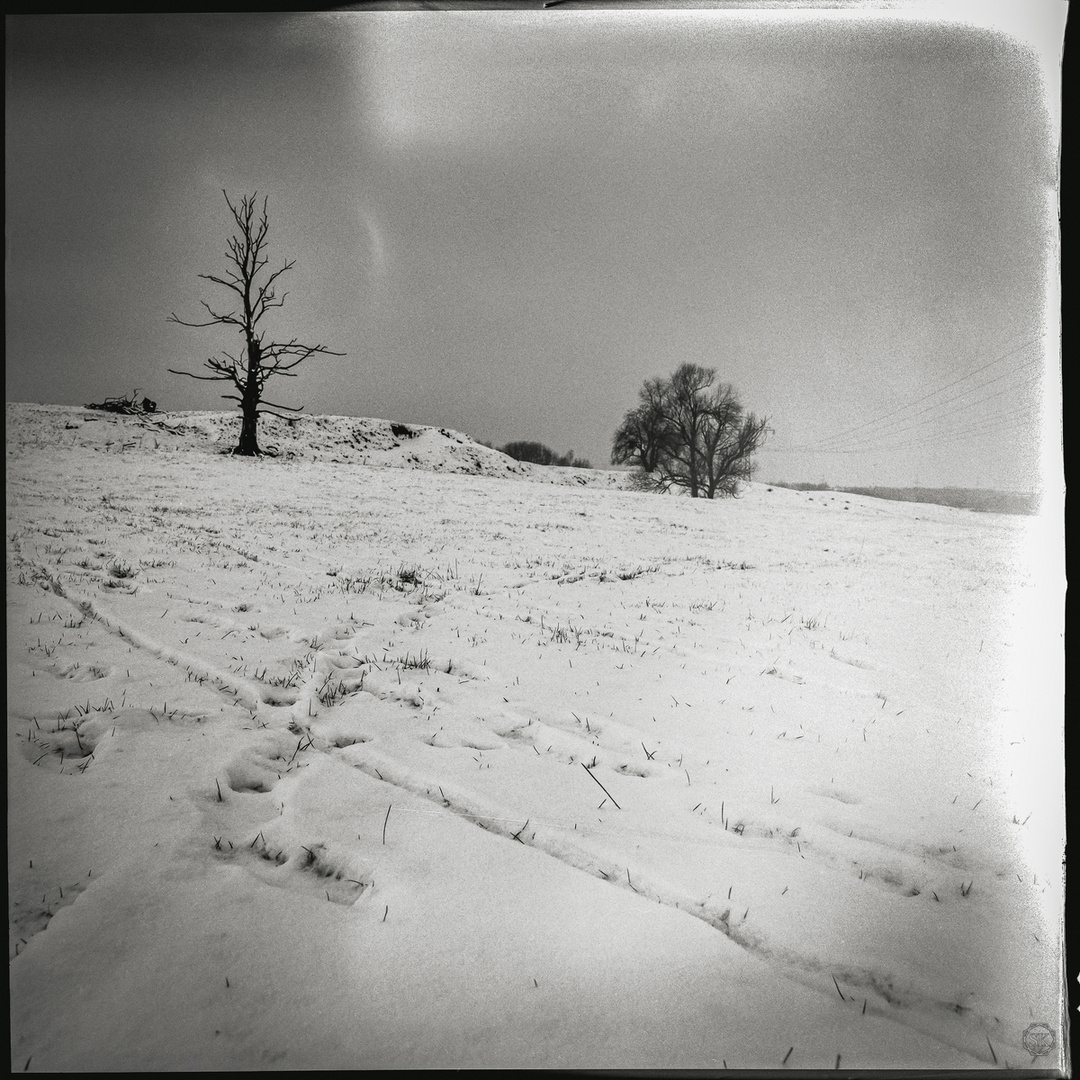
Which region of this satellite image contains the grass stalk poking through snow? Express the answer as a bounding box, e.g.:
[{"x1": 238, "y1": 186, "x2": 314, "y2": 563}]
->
[{"x1": 582, "y1": 763, "x2": 621, "y2": 809}]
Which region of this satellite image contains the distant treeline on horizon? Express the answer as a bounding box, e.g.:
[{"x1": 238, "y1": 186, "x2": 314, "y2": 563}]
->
[{"x1": 770, "y1": 483, "x2": 1039, "y2": 516}]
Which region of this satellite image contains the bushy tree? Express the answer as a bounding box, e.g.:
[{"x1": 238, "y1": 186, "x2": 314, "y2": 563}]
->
[
  {"x1": 502, "y1": 440, "x2": 556, "y2": 465},
  {"x1": 502, "y1": 441, "x2": 591, "y2": 469},
  {"x1": 611, "y1": 364, "x2": 767, "y2": 498},
  {"x1": 168, "y1": 191, "x2": 344, "y2": 455}
]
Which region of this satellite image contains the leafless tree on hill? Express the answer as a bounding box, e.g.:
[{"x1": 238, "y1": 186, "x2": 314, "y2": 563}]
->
[{"x1": 168, "y1": 191, "x2": 344, "y2": 455}]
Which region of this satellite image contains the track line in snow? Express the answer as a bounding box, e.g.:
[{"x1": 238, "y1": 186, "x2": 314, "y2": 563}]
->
[
  {"x1": 39, "y1": 574, "x2": 266, "y2": 713},
  {"x1": 328, "y1": 739, "x2": 998, "y2": 1066}
]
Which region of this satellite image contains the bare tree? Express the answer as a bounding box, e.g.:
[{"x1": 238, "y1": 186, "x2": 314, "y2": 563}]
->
[
  {"x1": 168, "y1": 191, "x2": 344, "y2": 455},
  {"x1": 612, "y1": 364, "x2": 768, "y2": 498}
]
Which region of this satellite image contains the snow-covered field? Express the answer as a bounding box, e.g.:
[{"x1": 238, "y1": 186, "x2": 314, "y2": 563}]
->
[{"x1": 7, "y1": 404, "x2": 1065, "y2": 1071}]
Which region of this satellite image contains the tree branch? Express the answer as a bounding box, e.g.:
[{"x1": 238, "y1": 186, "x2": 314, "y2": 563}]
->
[
  {"x1": 197, "y1": 272, "x2": 248, "y2": 300},
  {"x1": 168, "y1": 367, "x2": 234, "y2": 382}
]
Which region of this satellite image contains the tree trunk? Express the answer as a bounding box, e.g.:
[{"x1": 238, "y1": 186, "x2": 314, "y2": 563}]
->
[
  {"x1": 234, "y1": 397, "x2": 260, "y2": 455},
  {"x1": 233, "y1": 338, "x2": 262, "y2": 455},
  {"x1": 688, "y1": 451, "x2": 700, "y2": 498}
]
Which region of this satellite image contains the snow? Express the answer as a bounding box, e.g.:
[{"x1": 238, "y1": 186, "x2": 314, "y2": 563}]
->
[{"x1": 7, "y1": 403, "x2": 1065, "y2": 1071}]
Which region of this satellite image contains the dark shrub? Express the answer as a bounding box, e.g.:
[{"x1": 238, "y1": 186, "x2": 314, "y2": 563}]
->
[
  {"x1": 502, "y1": 441, "x2": 591, "y2": 468},
  {"x1": 501, "y1": 441, "x2": 556, "y2": 465}
]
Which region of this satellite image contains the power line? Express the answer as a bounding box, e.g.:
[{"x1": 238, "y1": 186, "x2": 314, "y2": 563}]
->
[
  {"x1": 808, "y1": 360, "x2": 1044, "y2": 453},
  {"x1": 803, "y1": 369, "x2": 1045, "y2": 455},
  {"x1": 798, "y1": 410, "x2": 1043, "y2": 456},
  {"x1": 814, "y1": 336, "x2": 1041, "y2": 447},
  {"x1": 775, "y1": 337, "x2": 1044, "y2": 454},
  {"x1": 762, "y1": 395, "x2": 1044, "y2": 456}
]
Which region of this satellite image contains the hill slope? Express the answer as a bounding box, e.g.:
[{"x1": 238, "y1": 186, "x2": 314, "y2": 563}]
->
[
  {"x1": 6, "y1": 405, "x2": 1065, "y2": 1071},
  {"x1": 5, "y1": 404, "x2": 626, "y2": 489}
]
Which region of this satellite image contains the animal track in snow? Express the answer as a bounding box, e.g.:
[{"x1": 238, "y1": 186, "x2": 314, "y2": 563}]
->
[
  {"x1": 224, "y1": 760, "x2": 280, "y2": 794},
  {"x1": 15, "y1": 712, "x2": 119, "y2": 772},
  {"x1": 10, "y1": 876, "x2": 89, "y2": 957},
  {"x1": 828, "y1": 648, "x2": 878, "y2": 670},
  {"x1": 215, "y1": 837, "x2": 372, "y2": 907},
  {"x1": 49, "y1": 661, "x2": 111, "y2": 682},
  {"x1": 17, "y1": 727, "x2": 96, "y2": 771}
]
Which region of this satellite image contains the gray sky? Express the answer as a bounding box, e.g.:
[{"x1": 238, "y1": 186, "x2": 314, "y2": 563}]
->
[{"x1": 5, "y1": 4, "x2": 1063, "y2": 489}]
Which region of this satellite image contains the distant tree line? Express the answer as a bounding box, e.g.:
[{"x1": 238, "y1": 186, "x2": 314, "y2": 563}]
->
[
  {"x1": 612, "y1": 363, "x2": 767, "y2": 498},
  {"x1": 501, "y1": 441, "x2": 592, "y2": 469}
]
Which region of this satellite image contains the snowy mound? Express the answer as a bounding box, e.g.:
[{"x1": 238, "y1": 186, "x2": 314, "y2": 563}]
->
[{"x1": 5, "y1": 403, "x2": 627, "y2": 489}]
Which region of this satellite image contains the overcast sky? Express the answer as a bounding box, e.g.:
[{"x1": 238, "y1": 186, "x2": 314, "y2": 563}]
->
[{"x1": 5, "y1": 4, "x2": 1063, "y2": 489}]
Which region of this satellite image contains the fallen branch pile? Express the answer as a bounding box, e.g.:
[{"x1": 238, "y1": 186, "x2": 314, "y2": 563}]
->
[{"x1": 84, "y1": 390, "x2": 157, "y2": 415}]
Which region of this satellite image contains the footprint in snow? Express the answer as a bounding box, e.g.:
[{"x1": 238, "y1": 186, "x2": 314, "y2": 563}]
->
[
  {"x1": 216, "y1": 837, "x2": 373, "y2": 907},
  {"x1": 50, "y1": 661, "x2": 111, "y2": 682},
  {"x1": 224, "y1": 760, "x2": 279, "y2": 795}
]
